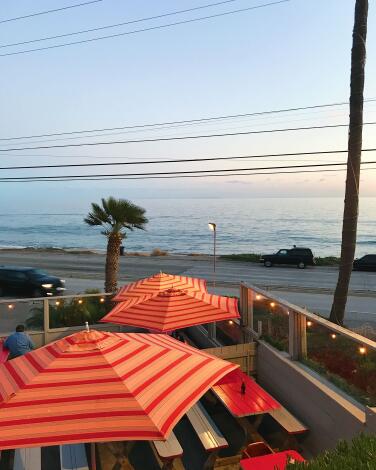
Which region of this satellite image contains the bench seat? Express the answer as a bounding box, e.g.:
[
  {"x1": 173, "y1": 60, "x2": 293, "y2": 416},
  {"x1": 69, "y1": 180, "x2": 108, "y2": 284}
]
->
[
  {"x1": 14, "y1": 447, "x2": 41, "y2": 470},
  {"x1": 186, "y1": 402, "x2": 228, "y2": 452},
  {"x1": 269, "y1": 407, "x2": 308, "y2": 435},
  {"x1": 152, "y1": 431, "x2": 183, "y2": 460}
]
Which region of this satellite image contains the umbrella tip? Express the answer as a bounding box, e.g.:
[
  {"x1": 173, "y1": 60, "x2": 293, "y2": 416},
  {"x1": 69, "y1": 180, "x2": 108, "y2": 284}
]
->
[{"x1": 85, "y1": 321, "x2": 90, "y2": 332}]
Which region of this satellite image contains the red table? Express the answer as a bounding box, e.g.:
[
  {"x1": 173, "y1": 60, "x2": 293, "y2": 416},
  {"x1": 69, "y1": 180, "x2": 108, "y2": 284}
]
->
[
  {"x1": 240, "y1": 450, "x2": 305, "y2": 469},
  {"x1": 212, "y1": 369, "x2": 281, "y2": 417}
]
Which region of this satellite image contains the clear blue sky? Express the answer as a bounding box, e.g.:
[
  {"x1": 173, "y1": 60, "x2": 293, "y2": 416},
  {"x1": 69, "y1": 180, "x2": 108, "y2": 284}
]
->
[{"x1": 0, "y1": 0, "x2": 375, "y2": 212}]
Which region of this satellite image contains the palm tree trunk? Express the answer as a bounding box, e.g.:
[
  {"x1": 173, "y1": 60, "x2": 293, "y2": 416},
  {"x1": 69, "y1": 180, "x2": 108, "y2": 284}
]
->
[
  {"x1": 105, "y1": 233, "x2": 122, "y2": 293},
  {"x1": 329, "y1": 0, "x2": 368, "y2": 325}
]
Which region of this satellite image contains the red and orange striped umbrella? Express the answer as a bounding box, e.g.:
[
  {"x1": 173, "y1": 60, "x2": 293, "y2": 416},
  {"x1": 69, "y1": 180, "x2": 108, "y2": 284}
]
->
[
  {"x1": 101, "y1": 288, "x2": 240, "y2": 332},
  {"x1": 0, "y1": 329, "x2": 237, "y2": 450},
  {"x1": 113, "y1": 272, "x2": 207, "y2": 302}
]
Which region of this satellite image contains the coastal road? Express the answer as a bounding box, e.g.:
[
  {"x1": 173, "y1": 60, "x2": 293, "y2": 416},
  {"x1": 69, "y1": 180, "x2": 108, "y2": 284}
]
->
[
  {"x1": 0, "y1": 251, "x2": 375, "y2": 293},
  {"x1": 0, "y1": 251, "x2": 375, "y2": 331}
]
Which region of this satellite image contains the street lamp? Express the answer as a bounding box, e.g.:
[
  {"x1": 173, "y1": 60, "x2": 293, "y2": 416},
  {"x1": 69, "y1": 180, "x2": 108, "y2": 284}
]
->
[
  {"x1": 208, "y1": 222, "x2": 217, "y2": 286},
  {"x1": 208, "y1": 222, "x2": 217, "y2": 341}
]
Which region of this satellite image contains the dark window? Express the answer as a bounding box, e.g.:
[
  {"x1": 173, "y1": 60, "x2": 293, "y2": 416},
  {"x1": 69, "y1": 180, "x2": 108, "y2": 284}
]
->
[
  {"x1": 278, "y1": 250, "x2": 288, "y2": 255},
  {"x1": 3, "y1": 270, "x2": 28, "y2": 281}
]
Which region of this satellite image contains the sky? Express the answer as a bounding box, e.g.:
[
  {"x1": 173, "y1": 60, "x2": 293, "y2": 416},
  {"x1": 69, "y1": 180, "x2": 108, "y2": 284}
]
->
[{"x1": 0, "y1": 0, "x2": 375, "y2": 212}]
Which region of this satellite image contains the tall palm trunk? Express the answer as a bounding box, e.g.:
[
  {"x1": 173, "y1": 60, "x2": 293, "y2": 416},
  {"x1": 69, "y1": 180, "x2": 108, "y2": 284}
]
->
[
  {"x1": 330, "y1": 0, "x2": 368, "y2": 325},
  {"x1": 105, "y1": 233, "x2": 122, "y2": 293}
]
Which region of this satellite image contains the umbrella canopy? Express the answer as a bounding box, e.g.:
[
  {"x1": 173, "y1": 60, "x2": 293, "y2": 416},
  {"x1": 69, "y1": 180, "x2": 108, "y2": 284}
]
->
[
  {"x1": 0, "y1": 330, "x2": 237, "y2": 450},
  {"x1": 101, "y1": 288, "x2": 240, "y2": 332},
  {"x1": 112, "y1": 272, "x2": 207, "y2": 302}
]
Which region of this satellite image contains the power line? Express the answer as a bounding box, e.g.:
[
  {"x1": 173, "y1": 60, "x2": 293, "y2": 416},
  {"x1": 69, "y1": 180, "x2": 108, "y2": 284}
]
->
[
  {"x1": 0, "y1": 0, "x2": 244, "y2": 48},
  {"x1": 1, "y1": 121, "x2": 376, "y2": 152},
  {"x1": 1, "y1": 160, "x2": 375, "y2": 181},
  {"x1": 0, "y1": 1, "x2": 103, "y2": 24},
  {"x1": 1, "y1": 148, "x2": 376, "y2": 171},
  {"x1": 2, "y1": 98, "x2": 375, "y2": 142},
  {"x1": 2, "y1": 165, "x2": 376, "y2": 183},
  {"x1": 0, "y1": 1, "x2": 290, "y2": 57}
]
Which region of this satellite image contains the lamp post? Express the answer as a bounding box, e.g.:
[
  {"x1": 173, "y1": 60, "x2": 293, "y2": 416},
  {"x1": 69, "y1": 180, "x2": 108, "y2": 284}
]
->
[
  {"x1": 208, "y1": 222, "x2": 217, "y2": 286},
  {"x1": 208, "y1": 222, "x2": 217, "y2": 340}
]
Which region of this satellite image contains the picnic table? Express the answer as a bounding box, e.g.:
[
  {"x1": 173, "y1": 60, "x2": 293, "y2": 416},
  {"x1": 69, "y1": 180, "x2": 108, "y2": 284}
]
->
[
  {"x1": 240, "y1": 450, "x2": 305, "y2": 469},
  {"x1": 211, "y1": 369, "x2": 281, "y2": 417}
]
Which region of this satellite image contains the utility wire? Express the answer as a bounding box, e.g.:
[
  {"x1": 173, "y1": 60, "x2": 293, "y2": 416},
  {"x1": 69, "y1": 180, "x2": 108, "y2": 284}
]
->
[
  {"x1": 0, "y1": 1, "x2": 289, "y2": 57},
  {"x1": 2, "y1": 98, "x2": 375, "y2": 142},
  {"x1": 1, "y1": 148, "x2": 376, "y2": 171},
  {"x1": 0, "y1": 1, "x2": 103, "y2": 24},
  {"x1": 1, "y1": 122, "x2": 376, "y2": 152},
  {"x1": 1, "y1": 161, "x2": 375, "y2": 181},
  {"x1": 2, "y1": 165, "x2": 375, "y2": 183},
  {"x1": 0, "y1": 0, "x2": 245, "y2": 48}
]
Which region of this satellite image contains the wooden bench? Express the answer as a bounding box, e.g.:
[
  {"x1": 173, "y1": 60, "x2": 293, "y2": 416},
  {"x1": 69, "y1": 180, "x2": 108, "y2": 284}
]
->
[
  {"x1": 186, "y1": 402, "x2": 228, "y2": 469},
  {"x1": 0, "y1": 339, "x2": 9, "y2": 363},
  {"x1": 151, "y1": 431, "x2": 184, "y2": 469},
  {"x1": 14, "y1": 447, "x2": 41, "y2": 470},
  {"x1": 269, "y1": 407, "x2": 308, "y2": 435},
  {"x1": 60, "y1": 444, "x2": 89, "y2": 470}
]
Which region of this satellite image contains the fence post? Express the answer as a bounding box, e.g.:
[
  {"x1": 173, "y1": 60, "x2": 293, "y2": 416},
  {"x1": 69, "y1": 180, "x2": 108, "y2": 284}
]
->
[
  {"x1": 43, "y1": 298, "x2": 50, "y2": 345},
  {"x1": 289, "y1": 311, "x2": 307, "y2": 360},
  {"x1": 239, "y1": 283, "x2": 254, "y2": 329}
]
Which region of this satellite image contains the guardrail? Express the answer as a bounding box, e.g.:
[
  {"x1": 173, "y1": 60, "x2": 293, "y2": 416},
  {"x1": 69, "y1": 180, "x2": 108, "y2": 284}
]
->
[{"x1": 239, "y1": 282, "x2": 376, "y2": 406}]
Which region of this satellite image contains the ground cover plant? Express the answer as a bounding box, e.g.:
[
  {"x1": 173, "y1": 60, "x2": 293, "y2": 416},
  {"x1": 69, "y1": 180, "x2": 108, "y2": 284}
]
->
[
  {"x1": 26, "y1": 289, "x2": 108, "y2": 329},
  {"x1": 286, "y1": 434, "x2": 376, "y2": 470}
]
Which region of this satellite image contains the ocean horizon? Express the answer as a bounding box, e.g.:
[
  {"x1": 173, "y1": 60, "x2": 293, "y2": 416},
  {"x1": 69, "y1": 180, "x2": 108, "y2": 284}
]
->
[{"x1": 0, "y1": 197, "x2": 375, "y2": 257}]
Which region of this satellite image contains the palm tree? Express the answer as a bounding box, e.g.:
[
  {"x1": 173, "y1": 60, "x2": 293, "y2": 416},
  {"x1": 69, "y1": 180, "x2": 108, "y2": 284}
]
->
[
  {"x1": 84, "y1": 197, "x2": 148, "y2": 293},
  {"x1": 330, "y1": 0, "x2": 368, "y2": 325}
]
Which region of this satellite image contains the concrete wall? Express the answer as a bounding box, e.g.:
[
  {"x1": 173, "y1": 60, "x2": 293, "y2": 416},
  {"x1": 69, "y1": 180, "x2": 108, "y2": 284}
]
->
[{"x1": 257, "y1": 341, "x2": 368, "y2": 456}]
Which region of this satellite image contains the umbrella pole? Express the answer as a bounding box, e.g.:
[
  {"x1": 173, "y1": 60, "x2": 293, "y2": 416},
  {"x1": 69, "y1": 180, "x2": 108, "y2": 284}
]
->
[{"x1": 90, "y1": 442, "x2": 97, "y2": 470}]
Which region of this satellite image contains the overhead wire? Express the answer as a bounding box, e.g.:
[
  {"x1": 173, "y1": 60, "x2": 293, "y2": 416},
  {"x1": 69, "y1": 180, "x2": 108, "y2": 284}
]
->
[
  {"x1": 1, "y1": 148, "x2": 376, "y2": 171},
  {"x1": 1, "y1": 165, "x2": 376, "y2": 183},
  {"x1": 0, "y1": 1, "x2": 290, "y2": 57},
  {"x1": 0, "y1": 0, "x2": 247, "y2": 48},
  {"x1": 1, "y1": 161, "x2": 375, "y2": 182},
  {"x1": 0, "y1": 1, "x2": 103, "y2": 24},
  {"x1": 1, "y1": 121, "x2": 376, "y2": 152},
  {"x1": 1, "y1": 98, "x2": 375, "y2": 142}
]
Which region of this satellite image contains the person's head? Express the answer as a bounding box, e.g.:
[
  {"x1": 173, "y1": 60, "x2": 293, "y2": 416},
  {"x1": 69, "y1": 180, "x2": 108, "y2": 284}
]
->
[{"x1": 16, "y1": 324, "x2": 25, "y2": 333}]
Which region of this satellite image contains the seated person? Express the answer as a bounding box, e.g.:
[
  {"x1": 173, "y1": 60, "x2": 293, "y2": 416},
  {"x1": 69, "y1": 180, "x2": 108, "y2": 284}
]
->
[{"x1": 4, "y1": 324, "x2": 35, "y2": 359}]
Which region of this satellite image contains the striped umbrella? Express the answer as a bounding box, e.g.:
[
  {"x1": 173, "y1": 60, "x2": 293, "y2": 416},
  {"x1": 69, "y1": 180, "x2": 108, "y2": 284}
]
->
[
  {"x1": 113, "y1": 272, "x2": 207, "y2": 302},
  {"x1": 0, "y1": 329, "x2": 237, "y2": 450},
  {"x1": 101, "y1": 288, "x2": 240, "y2": 332}
]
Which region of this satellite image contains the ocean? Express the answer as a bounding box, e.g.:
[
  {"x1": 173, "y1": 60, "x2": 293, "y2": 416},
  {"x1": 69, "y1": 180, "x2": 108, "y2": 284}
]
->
[{"x1": 0, "y1": 198, "x2": 375, "y2": 257}]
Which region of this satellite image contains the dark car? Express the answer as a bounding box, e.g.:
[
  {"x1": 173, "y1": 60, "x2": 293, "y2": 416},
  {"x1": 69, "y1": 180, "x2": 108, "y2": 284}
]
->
[
  {"x1": 260, "y1": 247, "x2": 315, "y2": 269},
  {"x1": 0, "y1": 266, "x2": 66, "y2": 297},
  {"x1": 353, "y1": 255, "x2": 376, "y2": 272}
]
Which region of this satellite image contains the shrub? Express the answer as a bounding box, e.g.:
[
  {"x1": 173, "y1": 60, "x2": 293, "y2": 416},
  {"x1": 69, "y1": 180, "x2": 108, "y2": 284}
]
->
[
  {"x1": 151, "y1": 248, "x2": 168, "y2": 256},
  {"x1": 287, "y1": 434, "x2": 376, "y2": 469}
]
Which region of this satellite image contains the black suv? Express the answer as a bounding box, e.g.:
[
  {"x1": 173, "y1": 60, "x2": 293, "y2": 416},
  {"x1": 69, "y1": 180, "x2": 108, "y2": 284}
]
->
[
  {"x1": 0, "y1": 266, "x2": 66, "y2": 297},
  {"x1": 260, "y1": 247, "x2": 315, "y2": 269},
  {"x1": 353, "y1": 255, "x2": 376, "y2": 272}
]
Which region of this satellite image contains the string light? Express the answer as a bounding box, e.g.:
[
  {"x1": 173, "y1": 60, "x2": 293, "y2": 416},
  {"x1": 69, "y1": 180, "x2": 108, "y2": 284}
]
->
[
  {"x1": 359, "y1": 346, "x2": 367, "y2": 355},
  {"x1": 270, "y1": 302, "x2": 276, "y2": 308},
  {"x1": 330, "y1": 333, "x2": 337, "y2": 340},
  {"x1": 7, "y1": 304, "x2": 14, "y2": 310},
  {"x1": 100, "y1": 297, "x2": 105, "y2": 303},
  {"x1": 255, "y1": 294, "x2": 262, "y2": 300},
  {"x1": 228, "y1": 320, "x2": 234, "y2": 325},
  {"x1": 307, "y1": 321, "x2": 313, "y2": 327},
  {"x1": 55, "y1": 300, "x2": 60, "y2": 306},
  {"x1": 78, "y1": 299, "x2": 83, "y2": 304}
]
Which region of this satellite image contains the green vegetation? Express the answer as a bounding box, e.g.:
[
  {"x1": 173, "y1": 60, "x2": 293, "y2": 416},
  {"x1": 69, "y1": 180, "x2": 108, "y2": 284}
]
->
[
  {"x1": 287, "y1": 434, "x2": 376, "y2": 470},
  {"x1": 84, "y1": 197, "x2": 148, "y2": 293},
  {"x1": 26, "y1": 290, "x2": 108, "y2": 329},
  {"x1": 220, "y1": 253, "x2": 262, "y2": 262},
  {"x1": 220, "y1": 253, "x2": 340, "y2": 266}
]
